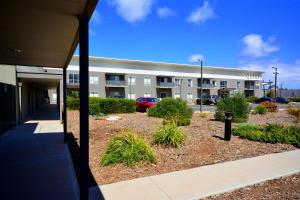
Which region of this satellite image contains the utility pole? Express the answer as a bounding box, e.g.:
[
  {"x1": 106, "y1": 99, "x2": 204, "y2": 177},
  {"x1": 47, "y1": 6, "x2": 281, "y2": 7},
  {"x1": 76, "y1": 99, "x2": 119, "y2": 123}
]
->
[
  {"x1": 272, "y1": 67, "x2": 279, "y2": 98},
  {"x1": 198, "y1": 59, "x2": 203, "y2": 113},
  {"x1": 280, "y1": 82, "x2": 283, "y2": 97}
]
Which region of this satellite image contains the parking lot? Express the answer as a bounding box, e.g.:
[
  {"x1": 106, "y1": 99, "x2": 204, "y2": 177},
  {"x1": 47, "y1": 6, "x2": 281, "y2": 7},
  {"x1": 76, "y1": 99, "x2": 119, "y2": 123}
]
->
[{"x1": 189, "y1": 102, "x2": 300, "y2": 112}]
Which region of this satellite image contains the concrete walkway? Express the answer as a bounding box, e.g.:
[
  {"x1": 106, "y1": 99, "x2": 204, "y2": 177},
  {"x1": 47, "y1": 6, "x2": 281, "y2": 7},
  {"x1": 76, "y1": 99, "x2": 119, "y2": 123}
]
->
[
  {"x1": 0, "y1": 105, "x2": 79, "y2": 200},
  {"x1": 90, "y1": 149, "x2": 300, "y2": 200}
]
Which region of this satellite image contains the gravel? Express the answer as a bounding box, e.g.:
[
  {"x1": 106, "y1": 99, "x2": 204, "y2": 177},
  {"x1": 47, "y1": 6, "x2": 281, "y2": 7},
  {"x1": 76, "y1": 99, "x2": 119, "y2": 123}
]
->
[{"x1": 67, "y1": 110, "x2": 298, "y2": 185}]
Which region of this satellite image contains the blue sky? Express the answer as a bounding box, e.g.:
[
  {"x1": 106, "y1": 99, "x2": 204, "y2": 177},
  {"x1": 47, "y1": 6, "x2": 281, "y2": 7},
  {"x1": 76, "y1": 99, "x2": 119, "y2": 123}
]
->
[{"x1": 76, "y1": 0, "x2": 300, "y2": 88}]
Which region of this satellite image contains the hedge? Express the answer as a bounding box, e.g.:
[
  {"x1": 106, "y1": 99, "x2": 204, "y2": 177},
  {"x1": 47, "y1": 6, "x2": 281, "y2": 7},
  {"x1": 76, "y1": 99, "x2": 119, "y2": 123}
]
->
[
  {"x1": 67, "y1": 97, "x2": 136, "y2": 115},
  {"x1": 246, "y1": 96, "x2": 258, "y2": 103},
  {"x1": 288, "y1": 97, "x2": 300, "y2": 102}
]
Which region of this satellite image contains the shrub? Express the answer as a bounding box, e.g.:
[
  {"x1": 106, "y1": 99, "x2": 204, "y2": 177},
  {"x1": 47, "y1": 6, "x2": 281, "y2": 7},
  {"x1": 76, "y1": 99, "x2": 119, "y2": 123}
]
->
[
  {"x1": 101, "y1": 131, "x2": 156, "y2": 166},
  {"x1": 66, "y1": 97, "x2": 136, "y2": 115},
  {"x1": 287, "y1": 106, "x2": 300, "y2": 122},
  {"x1": 68, "y1": 91, "x2": 79, "y2": 98},
  {"x1": 154, "y1": 120, "x2": 187, "y2": 148},
  {"x1": 288, "y1": 97, "x2": 300, "y2": 102},
  {"x1": 66, "y1": 97, "x2": 80, "y2": 110},
  {"x1": 233, "y1": 123, "x2": 300, "y2": 147},
  {"x1": 148, "y1": 98, "x2": 193, "y2": 126},
  {"x1": 260, "y1": 102, "x2": 278, "y2": 112},
  {"x1": 266, "y1": 90, "x2": 275, "y2": 98},
  {"x1": 214, "y1": 94, "x2": 250, "y2": 123},
  {"x1": 254, "y1": 105, "x2": 267, "y2": 115},
  {"x1": 246, "y1": 96, "x2": 258, "y2": 103}
]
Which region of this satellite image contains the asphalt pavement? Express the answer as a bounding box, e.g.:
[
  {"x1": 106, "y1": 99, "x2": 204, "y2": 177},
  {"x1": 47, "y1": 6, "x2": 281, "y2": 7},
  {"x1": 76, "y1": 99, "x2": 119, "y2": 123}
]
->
[{"x1": 189, "y1": 102, "x2": 300, "y2": 112}]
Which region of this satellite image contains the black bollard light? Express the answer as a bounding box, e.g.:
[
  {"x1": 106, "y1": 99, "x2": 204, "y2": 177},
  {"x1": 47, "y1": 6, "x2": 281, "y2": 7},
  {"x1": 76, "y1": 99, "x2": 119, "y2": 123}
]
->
[{"x1": 224, "y1": 112, "x2": 232, "y2": 141}]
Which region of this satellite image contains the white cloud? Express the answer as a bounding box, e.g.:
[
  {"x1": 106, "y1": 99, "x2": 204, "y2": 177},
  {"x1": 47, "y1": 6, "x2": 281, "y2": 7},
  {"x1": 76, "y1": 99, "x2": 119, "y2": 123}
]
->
[
  {"x1": 241, "y1": 34, "x2": 279, "y2": 57},
  {"x1": 239, "y1": 59, "x2": 300, "y2": 88},
  {"x1": 157, "y1": 7, "x2": 176, "y2": 18},
  {"x1": 188, "y1": 54, "x2": 205, "y2": 63},
  {"x1": 108, "y1": 0, "x2": 153, "y2": 23},
  {"x1": 91, "y1": 10, "x2": 102, "y2": 24},
  {"x1": 187, "y1": 1, "x2": 216, "y2": 24}
]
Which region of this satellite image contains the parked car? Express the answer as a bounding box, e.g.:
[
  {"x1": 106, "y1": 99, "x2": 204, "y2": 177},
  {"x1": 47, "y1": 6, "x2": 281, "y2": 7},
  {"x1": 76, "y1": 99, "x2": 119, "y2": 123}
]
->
[
  {"x1": 135, "y1": 97, "x2": 159, "y2": 112},
  {"x1": 254, "y1": 97, "x2": 275, "y2": 104},
  {"x1": 275, "y1": 97, "x2": 289, "y2": 104},
  {"x1": 196, "y1": 95, "x2": 218, "y2": 105}
]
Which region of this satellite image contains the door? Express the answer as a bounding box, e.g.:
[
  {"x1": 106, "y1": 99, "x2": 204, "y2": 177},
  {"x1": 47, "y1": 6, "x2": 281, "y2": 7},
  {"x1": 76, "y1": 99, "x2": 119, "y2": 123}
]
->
[{"x1": 160, "y1": 92, "x2": 167, "y2": 98}]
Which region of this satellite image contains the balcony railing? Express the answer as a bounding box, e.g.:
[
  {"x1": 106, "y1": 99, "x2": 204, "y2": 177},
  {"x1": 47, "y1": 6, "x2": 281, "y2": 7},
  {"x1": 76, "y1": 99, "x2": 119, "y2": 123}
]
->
[
  {"x1": 245, "y1": 85, "x2": 260, "y2": 90},
  {"x1": 197, "y1": 83, "x2": 215, "y2": 89},
  {"x1": 106, "y1": 80, "x2": 127, "y2": 86},
  {"x1": 157, "y1": 82, "x2": 176, "y2": 88}
]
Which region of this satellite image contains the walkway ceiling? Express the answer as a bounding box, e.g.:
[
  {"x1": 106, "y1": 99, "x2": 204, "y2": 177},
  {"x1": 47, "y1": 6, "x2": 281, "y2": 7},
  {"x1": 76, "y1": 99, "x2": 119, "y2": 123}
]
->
[{"x1": 0, "y1": 0, "x2": 97, "y2": 68}]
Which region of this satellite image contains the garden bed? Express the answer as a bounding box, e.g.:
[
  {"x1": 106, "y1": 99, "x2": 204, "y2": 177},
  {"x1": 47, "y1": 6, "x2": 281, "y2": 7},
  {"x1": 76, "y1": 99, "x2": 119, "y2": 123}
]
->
[
  {"x1": 205, "y1": 173, "x2": 300, "y2": 199},
  {"x1": 67, "y1": 110, "x2": 298, "y2": 185}
]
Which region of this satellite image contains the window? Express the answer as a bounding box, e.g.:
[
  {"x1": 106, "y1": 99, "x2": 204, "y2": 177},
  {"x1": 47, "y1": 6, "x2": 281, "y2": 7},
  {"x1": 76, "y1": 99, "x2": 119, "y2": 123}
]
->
[
  {"x1": 237, "y1": 81, "x2": 241, "y2": 89},
  {"x1": 188, "y1": 79, "x2": 193, "y2": 87},
  {"x1": 128, "y1": 77, "x2": 136, "y2": 85},
  {"x1": 187, "y1": 93, "x2": 193, "y2": 100},
  {"x1": 69, "y1": 73, "x2": 79, "y2": 83},
  {"x1": 175, "y1": 78, "x2": 181, "y2": 86},
  {"x1": 220, "y1": 81, "x2": 227, "y2": 88},
  {"x1": 128, "y1": 93, "x2": 136, "y2": 99},
  {"x1": 89, "y1": 92, "x2": 98, "y2": 97},
  {"x1": 144, "y1": 77, "x2": 151, "y2": 85},
  {"x1": 144, "y1": 92, "x2": 151, "y2": 97},
  {"x1": 174, "y1": 93, "x2": 180, "y2": 99},
  {"x1": 89, "y1": 76, "x2": 99, "y2": 84},
  {"x1": 212, "y1": 80, "x2": 217, "y2": 86}
]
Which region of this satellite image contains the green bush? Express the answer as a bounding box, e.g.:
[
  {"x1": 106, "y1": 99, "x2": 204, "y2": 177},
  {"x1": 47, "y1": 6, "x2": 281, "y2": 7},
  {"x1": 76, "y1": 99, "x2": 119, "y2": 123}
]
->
[
  {"x1": 100, "y1": 131, "x2": 156, "y2": 166},
  {"x1": 254, "y1": 105, "x2": 267, "y2": 114},
  {"x1": 214, "y1": 94, "x2": 250, "y2": 123},
  {"x1": 154, "y1": 120, "x2": 187, "y2": 148},
  {"x1": 288, "y1": 97, "x2": 300, "y2": 102},
  {"x1": 66, "y1": 97, "x2": 136, "y2": 115},
  {"x1": 66, "y1": 97, "x2": 80, "y2": 110},
  {"x1": 147, "y1": 98, "x2": 193, "y2": 126},
  {"x1": 246, "y1": 96, "x2": 258, "y2": 103},
  {"x1": 233, "y1": 123, "x2": 300, "y2": 147}
]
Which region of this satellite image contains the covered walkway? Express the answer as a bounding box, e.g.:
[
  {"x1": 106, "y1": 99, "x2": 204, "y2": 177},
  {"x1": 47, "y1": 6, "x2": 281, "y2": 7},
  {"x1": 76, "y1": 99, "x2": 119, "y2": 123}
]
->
[{"x1": 0, "y1": 104, "x2": 79, "y2": 200}]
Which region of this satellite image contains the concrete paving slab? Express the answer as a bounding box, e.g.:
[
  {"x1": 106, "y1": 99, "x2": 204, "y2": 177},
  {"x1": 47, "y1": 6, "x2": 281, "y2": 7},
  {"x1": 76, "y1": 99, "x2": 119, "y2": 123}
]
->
[{"x1": 94, "y1": 149, "x2": 300, "y2": 200}]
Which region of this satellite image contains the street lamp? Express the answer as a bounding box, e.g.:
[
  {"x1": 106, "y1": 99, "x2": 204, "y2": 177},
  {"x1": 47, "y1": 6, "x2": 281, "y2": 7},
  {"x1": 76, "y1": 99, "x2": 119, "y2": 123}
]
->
[
  {"x1": 272, "y1": 67, "x2": 279, "y2": 98},
  {"x1": 197, "y1": 59, "x2": 203, "y2": 113}
]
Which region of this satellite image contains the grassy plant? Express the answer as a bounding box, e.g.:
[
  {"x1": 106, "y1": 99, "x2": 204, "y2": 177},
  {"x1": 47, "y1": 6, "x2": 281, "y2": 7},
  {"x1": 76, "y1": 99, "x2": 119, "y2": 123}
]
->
[
  {"x1": 101, "y1": 131, "x2": 156, "y2": 166},
  {"x1": 233, "y1": 123, "x2": 300, "y2": 147},
  {"x1": 287, "y1": 106, "x2": 300, "y2": 122},
  {"x1": 254, "y1": 105, "x2": 267, "y2": 115},
  {"x1": 200, "y1": 112, "x2": 208, "y2": 118},
  {"x1": 154, "y1": 120, "x2": 187, "y2": 148},
  {"x1": 246, "y1": 96, "x2": 258, "y2": 103}
]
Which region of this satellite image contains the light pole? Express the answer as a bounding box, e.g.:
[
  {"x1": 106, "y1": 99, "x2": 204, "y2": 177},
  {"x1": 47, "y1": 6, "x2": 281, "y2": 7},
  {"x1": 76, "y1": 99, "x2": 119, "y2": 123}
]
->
[
  {"x1": 280, "y1": 82, "x2": 283, "y2": 97},
  {"x1": 197, "y1": 59, "x2": 203, "y2": 113},
  {"x1": 272, "y1": 67, "x2": 279, "y2": 98}
]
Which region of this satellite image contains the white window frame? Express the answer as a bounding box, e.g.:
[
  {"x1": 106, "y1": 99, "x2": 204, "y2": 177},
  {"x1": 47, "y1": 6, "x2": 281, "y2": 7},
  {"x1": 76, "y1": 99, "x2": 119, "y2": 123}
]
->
[
  {"x1": 187, "y1": 93, "x2": 193, "y2": 100},
  {"x1": 220, "y1": 81, "x2": 227, "y2": 88},
  {"x1": 89, "y1": 76, "x2": 99, "y2": 84},
  {"x1": 89, "y1": 92, "x2": 99, "y2": 97},
  {"x1": 128, "y1": 93, "x2": 136, "y2": 99},
  {"x1": 144, "y1": 77, "x2": 151, "y2": 86},
  {"x1": 69, "y1": 73, "x2": 79, "y2": 84},
  {"x1": 237, "y1": 81, "x2": 241, "y2": 89},
  {"x1": 188, "y1": 79, "x2": 193, "y2": 87},
  {"x1": 128, "y1": 76, "x2": 136, "y2": 85}
]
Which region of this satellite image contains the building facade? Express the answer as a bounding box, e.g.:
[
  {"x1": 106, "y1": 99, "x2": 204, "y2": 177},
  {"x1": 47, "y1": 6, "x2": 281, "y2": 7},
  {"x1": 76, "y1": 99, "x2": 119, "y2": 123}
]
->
[{"x1": 67, "y1": 56, "x2": 264, "y2": 100}]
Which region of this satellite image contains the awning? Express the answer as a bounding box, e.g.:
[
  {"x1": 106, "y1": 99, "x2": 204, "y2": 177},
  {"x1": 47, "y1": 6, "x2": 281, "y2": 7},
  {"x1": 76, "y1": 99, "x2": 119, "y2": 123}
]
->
[{"x1": 0, "y1": 0, "x2": 97, "y2": 68}]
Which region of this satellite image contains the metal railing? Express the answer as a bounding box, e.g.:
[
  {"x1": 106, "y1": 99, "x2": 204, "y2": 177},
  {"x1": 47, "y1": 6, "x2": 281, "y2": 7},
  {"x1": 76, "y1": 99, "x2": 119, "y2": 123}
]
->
[
  {"x1": 106, "y1": 80, "x2": 127, "y2": 86},
  {"x1": 245, "y1": 85, "x2": 260, "y2": 90},
  {"x1": 157, "y1": 82, "x2": 176, "y2": 87},
  {"x1": 198, "y1": 83, "x2": 215, "y2": 89}
]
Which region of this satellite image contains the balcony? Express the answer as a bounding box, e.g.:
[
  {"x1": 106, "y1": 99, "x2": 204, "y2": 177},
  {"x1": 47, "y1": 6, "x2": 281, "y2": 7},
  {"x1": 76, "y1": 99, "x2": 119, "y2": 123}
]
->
[
  {"x1": 157, "y1": 82, "x2": 176, "y2": 88},
  {"x1": 198, "y1": 83, "x2": 215, "y2": 89},
  {"x1": 106, "y1": 80, "x2": 127, "y2": 87},
  {"x1": 245, "y1": 85, "x2": 260, "y2": 90}
]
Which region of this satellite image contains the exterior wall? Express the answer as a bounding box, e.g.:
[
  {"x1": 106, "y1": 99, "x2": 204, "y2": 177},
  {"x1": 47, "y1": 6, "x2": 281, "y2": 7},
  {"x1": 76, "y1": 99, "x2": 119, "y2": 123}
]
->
[{"x1": 67, "y1": 57, "x2": 264, "y2": 99}]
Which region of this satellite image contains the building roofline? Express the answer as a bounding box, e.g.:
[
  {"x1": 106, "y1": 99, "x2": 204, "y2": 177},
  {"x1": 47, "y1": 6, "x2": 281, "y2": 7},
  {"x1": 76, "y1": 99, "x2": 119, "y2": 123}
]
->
[{"x1": 72, "y1": 55, "x2": 264, "y2": 73}]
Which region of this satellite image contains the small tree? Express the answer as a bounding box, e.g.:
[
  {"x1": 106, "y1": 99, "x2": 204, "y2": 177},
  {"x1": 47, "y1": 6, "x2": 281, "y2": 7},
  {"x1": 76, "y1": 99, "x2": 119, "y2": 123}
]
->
[{"x1": 215, "y1": 93, "x2": 250, "y2": 123}]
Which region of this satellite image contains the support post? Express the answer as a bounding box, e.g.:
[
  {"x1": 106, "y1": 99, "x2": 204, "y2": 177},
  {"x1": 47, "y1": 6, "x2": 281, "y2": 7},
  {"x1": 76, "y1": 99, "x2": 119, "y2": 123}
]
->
[
  {"x1": 79, "y1": 16, "x2": 89, "y2": 200},
  {"x1": 224, "y1": 112, "x2": 232, "y2": 141},
  {"x1": 63, "y1": 68, "x2": 67, "y2": 143},
  {"x1": 200, "y1": 60, "x2": 203, "y2": 113}
]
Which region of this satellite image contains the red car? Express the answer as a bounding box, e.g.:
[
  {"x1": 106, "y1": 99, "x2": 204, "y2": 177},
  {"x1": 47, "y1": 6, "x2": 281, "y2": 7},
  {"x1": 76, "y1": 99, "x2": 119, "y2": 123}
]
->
[{"x1": 135, "y1": 97, "x2": 159, "y2": 112}]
